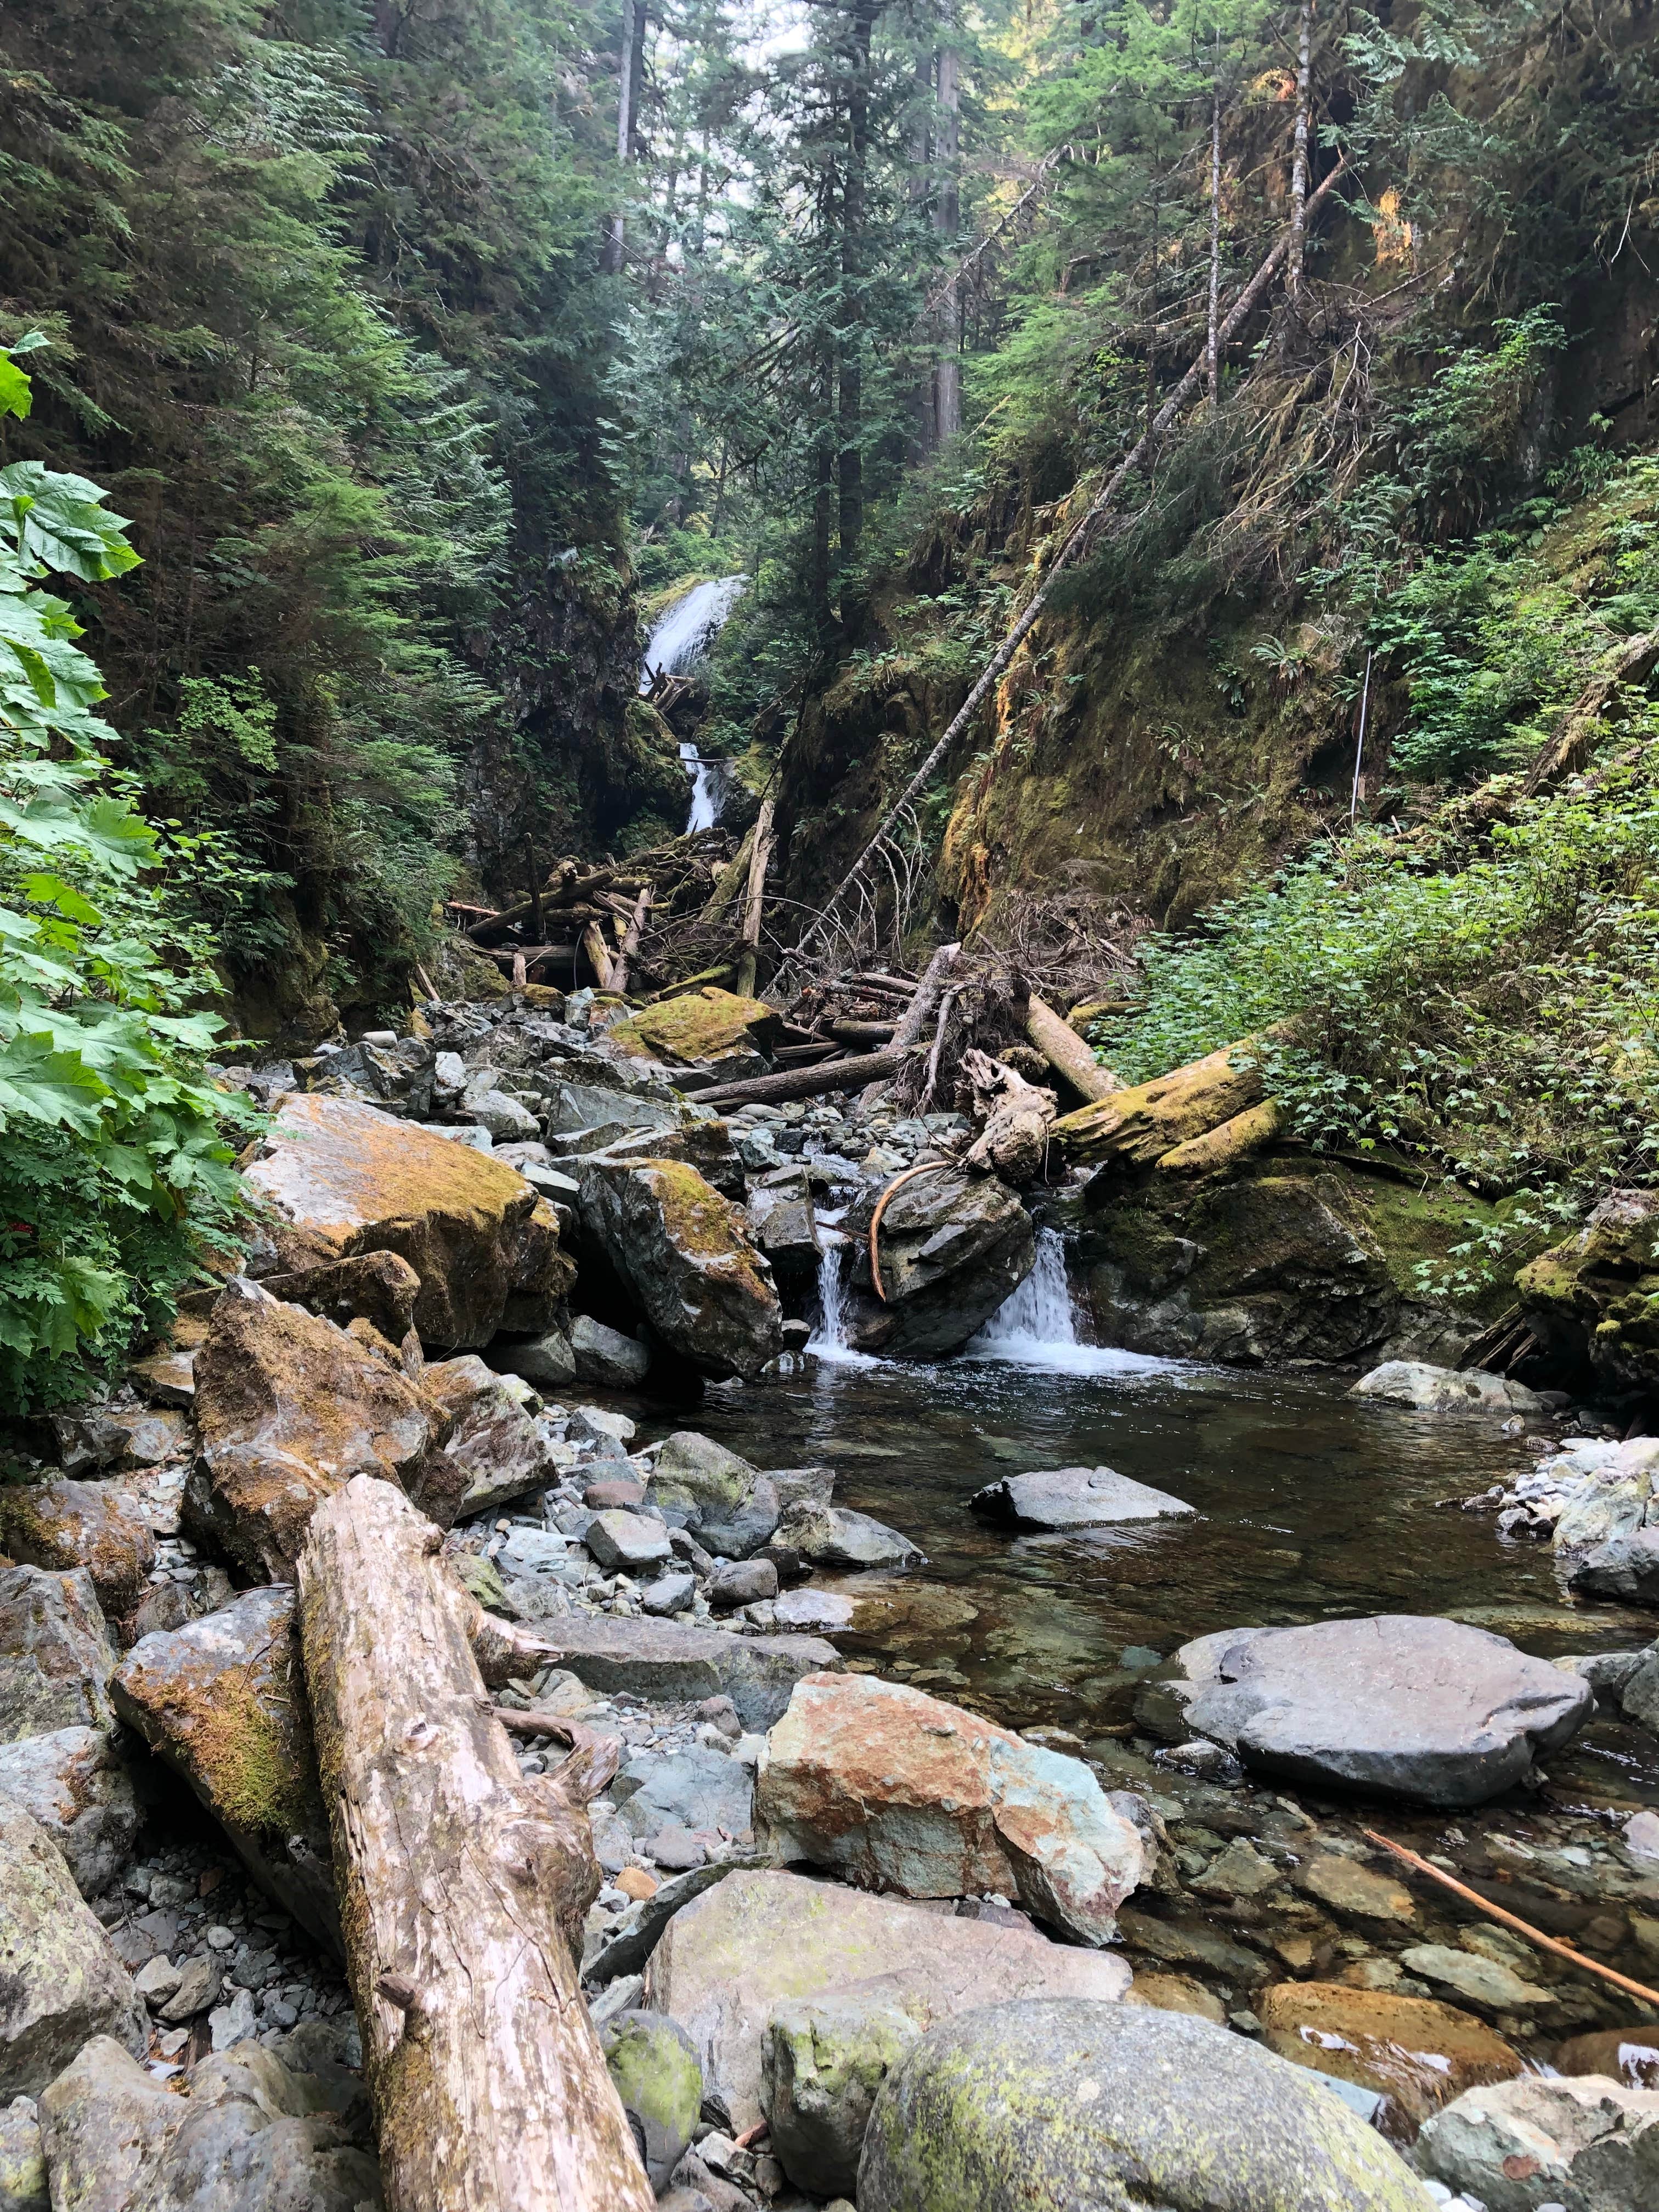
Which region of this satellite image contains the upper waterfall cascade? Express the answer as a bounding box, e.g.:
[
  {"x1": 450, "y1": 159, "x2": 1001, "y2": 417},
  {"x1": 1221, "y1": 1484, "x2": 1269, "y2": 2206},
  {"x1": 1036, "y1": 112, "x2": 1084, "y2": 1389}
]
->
[{"x1": 639, "y1": 574, "x2": 747, "y2": 689}]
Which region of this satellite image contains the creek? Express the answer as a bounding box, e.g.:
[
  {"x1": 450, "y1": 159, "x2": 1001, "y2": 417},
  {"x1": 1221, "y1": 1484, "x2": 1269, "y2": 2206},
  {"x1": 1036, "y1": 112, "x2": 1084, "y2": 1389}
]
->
[
  {"x1": 640, "y1": 575, "x2": 748, "y2": 833},
  {"x1": 646, "y1": 1246, "x2": 1659, "y2": 1812}
]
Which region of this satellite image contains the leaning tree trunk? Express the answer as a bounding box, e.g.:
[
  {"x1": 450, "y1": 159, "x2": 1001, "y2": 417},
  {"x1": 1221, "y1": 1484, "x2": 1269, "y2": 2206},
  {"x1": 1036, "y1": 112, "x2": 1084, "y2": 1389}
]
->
[{"x1": 296, "y1": 1476, "x2": 653, "y2": 2212}]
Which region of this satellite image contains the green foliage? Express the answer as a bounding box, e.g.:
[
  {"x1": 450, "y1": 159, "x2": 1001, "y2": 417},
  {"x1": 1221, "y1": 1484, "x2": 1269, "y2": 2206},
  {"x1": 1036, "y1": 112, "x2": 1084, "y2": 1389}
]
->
[
  {"x1": 1097, "y1": 732, "x2": 1659, "y2": 1289},
  {"x1": 0, "y1": 345, "x2": 251, "y2": 1407}
]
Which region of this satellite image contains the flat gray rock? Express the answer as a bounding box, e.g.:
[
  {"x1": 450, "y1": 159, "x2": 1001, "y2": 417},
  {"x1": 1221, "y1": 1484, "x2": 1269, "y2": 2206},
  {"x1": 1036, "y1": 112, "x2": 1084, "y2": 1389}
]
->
[
  {"x1": 0, "y1": 1567, "x2": 117, "y2": 1743},
  {"x1": 516, "y1": 1613, "x2": 839, "y2": 1731},
  {"x1": 859, "y1": 1999, "x2": 1430, "y2": 2211},
  {"x1": 616, "y1": 1744, "x2": 754, "y2": 1845},
  {"x1": 0, "y1": 1727, "x2": 137, "y2": 1901},
  {"x1": 777, "y1": 1504, "x2": 923, "y2": 1571},
  {"x1": 1135, "y1": 1615, "x2": 1592, "y2": 1807},
  {"x1": 970, "y1": 1466, "x2": 1195, "y2": 1529},
  {"x1": 1350, "y1": 1360, "x2": 1545, "y2": 1423}
]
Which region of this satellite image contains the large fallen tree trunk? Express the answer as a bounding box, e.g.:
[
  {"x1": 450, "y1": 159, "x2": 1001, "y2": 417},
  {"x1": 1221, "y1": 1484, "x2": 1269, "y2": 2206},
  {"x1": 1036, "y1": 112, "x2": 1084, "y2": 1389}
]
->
[
  {"x1": 296, "y1": 1476, "x2": 653, "y2": 2212},
  {"x1": 1026, "y1": 991, "x2": 1119, "y2": 1103},
  {"x1": 695, "y1": 1044, "x2": 917, "y2": 1108}
]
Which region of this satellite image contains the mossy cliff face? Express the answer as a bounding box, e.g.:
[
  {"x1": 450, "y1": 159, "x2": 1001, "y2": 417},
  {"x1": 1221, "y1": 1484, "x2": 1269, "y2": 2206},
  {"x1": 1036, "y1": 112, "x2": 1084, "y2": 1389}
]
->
[
  {"x1": 1519, "y1": 1186, "x2": 1659, "y2": 1389},
  {"x1": 1055, "y1": 1154, "x2": 1525, "y2": 1369}
]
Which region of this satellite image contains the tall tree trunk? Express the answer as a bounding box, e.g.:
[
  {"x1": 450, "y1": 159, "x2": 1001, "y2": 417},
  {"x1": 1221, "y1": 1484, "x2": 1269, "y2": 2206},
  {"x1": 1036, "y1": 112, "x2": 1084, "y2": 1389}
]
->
[
  {"x1": 1286, "y1": 0, "x2": 1313, "y2": 302},
  {"x1": 837, "y1": 0, "x2": 876, "y2": 634},
  {"x1": 909, "y1": 49, "x2": 935, "y2": 460},
  {"x1": 933, "y1": 32, "x2": 961, "y2": 443},
  {"x1": 1206, "y1": 30, "x2": 1222, "y2": 403},
  {"x1": 811, "y1": 349, "x2": 835, "y2": 636},
  {"x1": 601, "y1": 0, "x2": 636, "y2": 273}
]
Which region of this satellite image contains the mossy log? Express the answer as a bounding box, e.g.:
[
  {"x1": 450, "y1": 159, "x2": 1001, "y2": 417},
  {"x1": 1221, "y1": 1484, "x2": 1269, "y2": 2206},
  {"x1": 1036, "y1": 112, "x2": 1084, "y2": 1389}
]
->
[
  {"x1": 1025, "y1": 992, "x2": 1120, "y2": 1104},
  {"x1": 296, "y1": 1476, "x2": 653, "y2": 2212},
  {"x1": 1050, "y1": 1040, "x2": 1267, "y2": 1167}
]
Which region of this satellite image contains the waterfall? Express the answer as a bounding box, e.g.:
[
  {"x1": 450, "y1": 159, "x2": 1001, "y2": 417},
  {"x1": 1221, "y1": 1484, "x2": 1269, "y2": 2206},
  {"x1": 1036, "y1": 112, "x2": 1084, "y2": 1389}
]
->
[
  {"x1": 679, "y1": 740, "x2": 730, "y2": 834},
  {"x1": 967, "y1": 1228, "x2": 1170, "y2": 1375},
  {"x1": 806, "y1": 1239, "x2": 877, "y2": 1367},
  {"x1": 639, "y1": 574, "x2": 747, "y2": 690}
]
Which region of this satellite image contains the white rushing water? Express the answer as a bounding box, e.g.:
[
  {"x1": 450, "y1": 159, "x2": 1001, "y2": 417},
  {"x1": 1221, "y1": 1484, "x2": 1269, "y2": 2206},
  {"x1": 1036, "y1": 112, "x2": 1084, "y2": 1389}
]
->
[
  {"x1": 968, "y1": 1228, "x2": 1171, "y2": 1375},
  {"x1": 678, "y1": 739, "x2": 730, "y2": 834},
  {"x1": 806, "y1": 1238, "x2": 879, "y2": 1367},
  {"x1": 639, "y1": 574, "x2": 747, "y2": 689}
]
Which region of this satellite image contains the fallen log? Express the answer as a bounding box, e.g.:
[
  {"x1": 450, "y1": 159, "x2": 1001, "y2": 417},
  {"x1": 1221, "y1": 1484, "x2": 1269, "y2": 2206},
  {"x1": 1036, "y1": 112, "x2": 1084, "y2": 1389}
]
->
[
  {"x1": 693, "y1": 1045, "x2": 916, "y2": 1108},
  {"x1": 873, "y1": 941, "x2": 962, "y2": 1107},
  {"x1": 831, "y1": 1019, "x2": 896, "y2": 1045},
  {"x1": 609, "y1": 883, "x2": 652, "y2": 997},
  {"x1": 735, "y1": 794, "x2": 775, "y2": 1000},
  {"x1": 296, "y1": 1477, "x2": 653, "y2": 2212},
  {"x1": 1026, "y1": 992, "x2": 1120, "y2": 1103}
]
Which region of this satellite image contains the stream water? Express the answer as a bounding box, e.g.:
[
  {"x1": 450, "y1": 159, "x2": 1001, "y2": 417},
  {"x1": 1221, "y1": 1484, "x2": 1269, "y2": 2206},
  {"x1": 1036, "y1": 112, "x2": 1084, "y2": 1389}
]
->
[
  {"x1": 661, "y1": 1248, "x2": 1659, "y2": 1790},
  {"x1": 640, "y1": 575, "x2": 748, "y2": 833}
]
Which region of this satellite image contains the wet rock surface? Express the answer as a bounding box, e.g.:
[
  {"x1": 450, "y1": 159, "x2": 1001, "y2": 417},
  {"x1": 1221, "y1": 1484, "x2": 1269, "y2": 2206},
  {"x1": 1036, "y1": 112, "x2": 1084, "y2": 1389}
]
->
[{"x1": 970, "y1": 1464, "x2": 1195, "y2": 1528}]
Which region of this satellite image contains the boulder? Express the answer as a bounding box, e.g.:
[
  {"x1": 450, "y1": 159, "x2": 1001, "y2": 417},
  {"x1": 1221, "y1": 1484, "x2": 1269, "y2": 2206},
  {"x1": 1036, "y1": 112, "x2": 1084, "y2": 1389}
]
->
[
  {"x1": 421, "y1": 1353, "x2": 556, "y2": 1517},
  {"x1": 763, "y1": 1993, "x2": 920, "y2": 2200},
  {"x1": 571, "y1": 1315, "x2": 651, "y2": 1388},
  {"x1": 708, "y1": 1559, "x2": 777, "y2": 1609},
  {"x1": 306, "y1": 1031, "x2": 435, "y2": 1118},
  {"x1": 0, "y1": 1802, "x2": 146, "y2": 2098},
  {"x1": 616, "y1": 1745, "x2": 754, "y2": 1848},
  {"x1": 1519, "y1": 1186, "x2": 1659, "y2": 1391},
  {"x1": 110, "y1": 1586, "x2": 337, "y2": 1953},
  {"x1": 257, "y1": 1250, "x2": 422, "y2": 1348},
  {"x1": 0, "y1": 1567, "x2": 117, "y2": 1741},
  {"x1": 1350, "y1": 1361, "x2": 1545, "y2": 1423},
  {"x1": 39, "y1": 2030, "x2": 383, "y2": 2212},
  {"x1": 647, "y1": 1434, "x2": 781, "y2": 1559},
  {"x1": 128, "y1": 1349, "x2": 196, "y2": 1409},
  {"x1": 775, "y1": 1504, "x2": 922, "y2": 1571},
  {"x1": 970, "y1": 1465, "x2": 1195, "y2": 1530},
  {"x1": 857, "y1": 1999, "x2": 1431, "y2": 2212},
  {"x1": 0, "y1": 1482, "x2": 157, "y2": 1617},
  {"x1": 1135, "y1": 1615, "x2": 1592, "y2": 1805},
  {"x1": 0, "y1": 1727, "x2": 137, "y2": 1900},
  {"x1": 744, "y1": 1169, "x2": 822, "y2": 1283},
  {"x1": 1417, "y1": 2069, "x2": 1659, "y2": 2211},
  {"x1": 840, "y1": 1170, "x2": 1036, "y2": 1359},
  {"x1": 1257, "y1": 1983, "x2": 1523, "y2": 2129},
  {"x1": 755, "y1": 1674, "x2": 1144, "y2": 1946},
  {"x1": 578, "y1": 1158, "x2": 782, "y2": 1380},
  {"x1": 1569, "y1": 1528, "x2": 1659, "y2": 1602},
  {"x1": 0, "y1": 2096, "x2": 45, "y2": 2212},
  {"x1": 512, "y1": 1613, "x2": 840, "y2": 1731},
  {"x1": 610, "y1": 989, "x2": 781, "y2": 1068},
  {"x1": 601, "y1": 2011, "x2": 703, "y2": 2192},
  {"x1": 241, "y1": 1090, "x2": 574, "y2": 1347},
  {"x1": 586, "y1": 1511, "x2": 674, "y2": 1573},
  {"x1": 492, "y1": 1329, "x2": 578, "y2": 1391},
  {"x1": 186, "y1": 1276, "x2": 451, "y2": 1581},
  {"x1": 1621, "y1": 1641, "x2": 1659, "y2": 1733},
  {"x1": 641, "y1": 1868, "x2": 1132, "y2": 2137}
]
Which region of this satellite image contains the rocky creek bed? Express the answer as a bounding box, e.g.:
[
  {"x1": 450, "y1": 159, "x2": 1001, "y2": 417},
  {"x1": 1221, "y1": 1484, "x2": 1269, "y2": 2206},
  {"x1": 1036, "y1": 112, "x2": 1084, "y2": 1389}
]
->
[{"x1": 4, "y1": 982, "x2": 1659, "y2": 2211}]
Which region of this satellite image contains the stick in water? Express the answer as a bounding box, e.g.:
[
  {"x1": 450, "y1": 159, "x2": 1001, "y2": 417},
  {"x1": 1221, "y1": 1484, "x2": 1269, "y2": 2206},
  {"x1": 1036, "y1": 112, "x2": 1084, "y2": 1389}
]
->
[{"x1": 1362, "y1": 1827, "x2": 1659, "y2": 2008}]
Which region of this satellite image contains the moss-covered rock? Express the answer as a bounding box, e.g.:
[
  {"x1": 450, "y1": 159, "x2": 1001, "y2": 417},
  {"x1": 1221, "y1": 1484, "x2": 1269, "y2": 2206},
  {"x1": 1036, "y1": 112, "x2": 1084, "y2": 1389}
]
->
[
  {"x1": 602, "y1": 2011, "x2": 702, "y2": 2191},
  {"x1": 858, "y1": 1999, "x2": 1431, "y2": 2212},
  {"x1": 0, "y1": 1802, "x2": 147, "y2": 2100},
  {"x1": 1517, "y1": 1186, "x2": 1659, "y2": 1389},
  {"x1": 608, "y1": 988, "x2": 781, "y2": 1066},
  {"x1": 764, "y1": 1992, "x2": 920, "y2": 2199},
  {"x1": 110, "y1": 1584, "x2": 338, "y2": 1953},
  {"x1": 0, "y1": 1481, "x2": 157, "y2": 1620}
]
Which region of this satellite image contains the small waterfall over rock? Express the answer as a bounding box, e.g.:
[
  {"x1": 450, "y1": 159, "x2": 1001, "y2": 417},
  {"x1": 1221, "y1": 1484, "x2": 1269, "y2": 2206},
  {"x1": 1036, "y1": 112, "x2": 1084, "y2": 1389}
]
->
[
  {"x1": 968, "y1": 1228, "x2": 1171, "y2": 1375},
  {"x1": 639, "y1": 574, "x2": 747, "y2": 689},
  {"x1": 806, "y1": 1238, "x2": 877, "y2": 1366}
]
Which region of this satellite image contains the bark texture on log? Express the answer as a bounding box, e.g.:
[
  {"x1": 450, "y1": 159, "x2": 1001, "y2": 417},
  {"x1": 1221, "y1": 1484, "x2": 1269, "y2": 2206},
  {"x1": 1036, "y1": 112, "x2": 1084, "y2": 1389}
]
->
[
  {"x1": 1025, "y1": 992, "x2": 1120, "y2": 1103},
  {"x1": 296, "y1": 1477, "x2": 652, "y2": 2212},
  {"x1": 693, "y1": 1045, "x2": 912, "y2": 1107}
]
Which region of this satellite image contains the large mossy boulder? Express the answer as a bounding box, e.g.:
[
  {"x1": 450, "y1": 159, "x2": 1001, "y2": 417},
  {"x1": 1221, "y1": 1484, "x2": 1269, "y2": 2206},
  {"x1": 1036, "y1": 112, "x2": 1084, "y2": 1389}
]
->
[
  {"x1": 608, "y1": 988, "x2": 781, "y2": 1068},
  {"x1": 186, "y1": 1277, "x2": 455, "y2": 1581},
  {"x1": 857, "y1": 1999, "x2": 1431, "y2": 2212},
  {"x1": 1518, "y1": 1187, "x2": 1659, "y2": 1390},
  {"x1": 0, "y1": 1481, "x2": 157, "y2": 1619},
  {"x1": 838, "y1": 1169, "x2": 1035, "y2": 1359},
  {"x1": 242, "y1": 1091, "x2": 574, "y2": 1347},
  {"x1": 578, "y1": 1157, "x2": 781, "y2": 1379},
  {"x1": 110, "y1": 1586, "x2": 337, "y2": 1952}
]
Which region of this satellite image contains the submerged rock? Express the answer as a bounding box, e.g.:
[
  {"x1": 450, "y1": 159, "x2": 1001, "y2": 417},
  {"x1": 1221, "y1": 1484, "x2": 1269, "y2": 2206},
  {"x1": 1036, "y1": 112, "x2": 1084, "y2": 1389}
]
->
[
  {"x1": 1350, "y1": 1360, "x2": 1545, "y2": 1423},
  {"x1": 755, "y1": 1674, "x2": 1144, "y2": 1946},
  {"x1": 642, "y1": 1868, "x2": 1131, "y2": 2137},
  {"x1": 1136, "y1": 1615, "x2": 1592, "y2": 1805},
  {"x1": 242, "y1": 1090, "x2": 573, "y2": 1346},
  {"x1": 110, "y1": 1586, "x2": 338, "y2": 1953},
  {"x1": 0, "y1": 1482, "x2": 157, "y2": 1619},
  {"x1": 1417, "y1": 2068, "x2": 1659, "y2": 2211},
  {"x1": 969, "y1": 1465, "x2": 1195, "y2": 1529},
  {"x1": 578, "y1": 1158, "x2": 782, "y2": 1379},
  {"x1": 857, "y1": 1999, "x2": 1431, "y2": 2212},
  {"x1": 1257, "y1": 1983, "x2": 1523, "y2": 2129},
  {"x1": 839, "y1": 1169, "x2": 1036, "y2": 1360},
  {"x1": 0, "y1": 1567, "x2": 117, "y2": 1742},
  {"x1": 187, "y1": 1277, "x2": 451, "y2": 1580},
  {"x1": 0, "y1": 1802, "x2": 146, "y2": 2099}
]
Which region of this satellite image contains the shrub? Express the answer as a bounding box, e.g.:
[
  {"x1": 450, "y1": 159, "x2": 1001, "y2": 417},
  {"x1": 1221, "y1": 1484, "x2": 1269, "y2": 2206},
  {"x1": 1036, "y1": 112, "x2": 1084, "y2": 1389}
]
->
[{"x1": 0, "y1": 340, "x2": 252, "y2": 1408}]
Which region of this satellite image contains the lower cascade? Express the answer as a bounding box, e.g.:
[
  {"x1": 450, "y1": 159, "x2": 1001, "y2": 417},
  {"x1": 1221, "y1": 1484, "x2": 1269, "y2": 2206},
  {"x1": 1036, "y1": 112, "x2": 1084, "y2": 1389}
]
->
[{"x1": 967, "y1": 1227, "x2": 1169, "y2": 1376}]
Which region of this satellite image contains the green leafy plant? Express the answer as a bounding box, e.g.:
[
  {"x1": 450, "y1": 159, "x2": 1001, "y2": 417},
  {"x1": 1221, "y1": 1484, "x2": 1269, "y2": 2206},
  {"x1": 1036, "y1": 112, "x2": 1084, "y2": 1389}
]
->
[{"x1": 0, "y1": 341, "x2": 252, "y2": 1408}]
